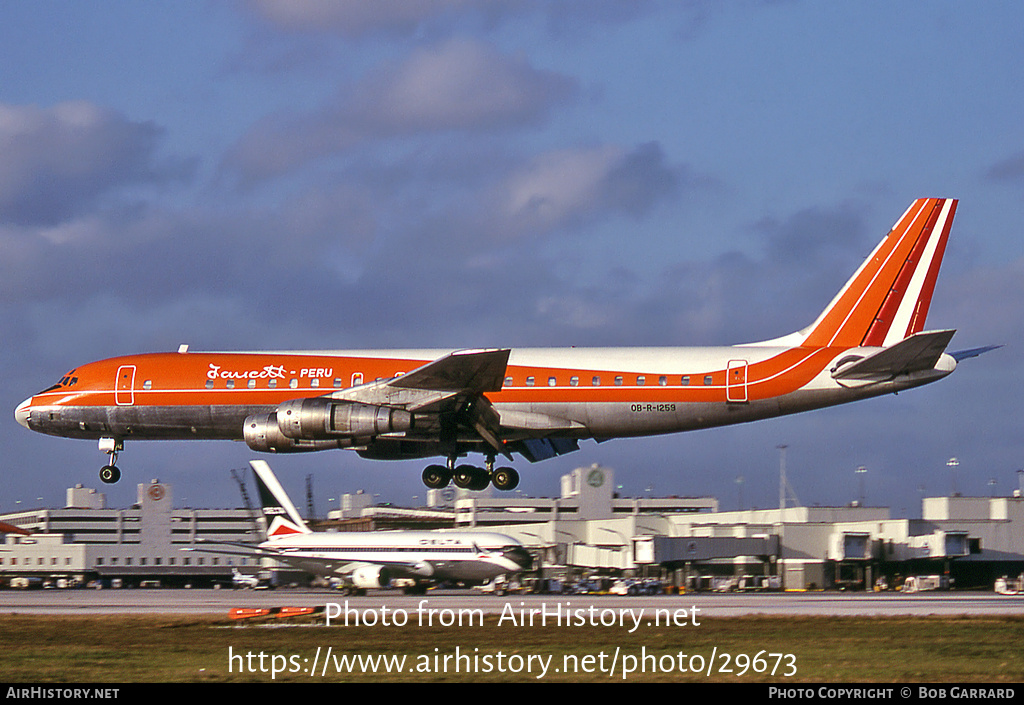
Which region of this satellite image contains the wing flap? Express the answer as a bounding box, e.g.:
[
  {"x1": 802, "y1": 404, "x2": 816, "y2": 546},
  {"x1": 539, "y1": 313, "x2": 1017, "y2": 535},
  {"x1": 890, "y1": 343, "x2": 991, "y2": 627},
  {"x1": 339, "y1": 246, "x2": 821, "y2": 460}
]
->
[
  {"x1": 499, "y1": 409, "x2": 587, "y2": 433},
  {"x1": 516, "y1": 437, "x2": 581, "y2": 463}
]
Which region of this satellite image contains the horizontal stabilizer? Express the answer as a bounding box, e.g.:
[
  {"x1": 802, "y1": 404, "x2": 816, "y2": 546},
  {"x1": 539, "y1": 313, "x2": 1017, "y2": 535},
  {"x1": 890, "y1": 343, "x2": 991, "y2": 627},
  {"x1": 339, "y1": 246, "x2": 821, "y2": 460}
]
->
[
  {"x1": 831, "y1": 329, "x2": 955, "y2": 381},
  {"x1": 950, "y1": 344, "x2": 1002, "y2": 362}
]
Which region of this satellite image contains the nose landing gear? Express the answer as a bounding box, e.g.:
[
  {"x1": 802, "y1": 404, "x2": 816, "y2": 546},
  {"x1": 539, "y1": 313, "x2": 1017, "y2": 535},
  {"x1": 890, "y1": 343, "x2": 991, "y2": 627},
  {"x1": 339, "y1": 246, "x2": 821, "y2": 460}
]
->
[{"x1": 98, "y1": 437, "x2": 123, "y2": 484}]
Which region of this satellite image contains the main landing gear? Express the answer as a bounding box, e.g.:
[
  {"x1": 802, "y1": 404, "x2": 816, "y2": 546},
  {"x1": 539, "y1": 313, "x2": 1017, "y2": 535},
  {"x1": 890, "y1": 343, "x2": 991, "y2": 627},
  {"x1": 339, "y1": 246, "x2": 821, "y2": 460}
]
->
[
  {"x1": 98, "y1": 437, "x2": 123, "y2": 484},
  {"x1": 421, "y1": 456, "x2": 520, "y2": 492}
]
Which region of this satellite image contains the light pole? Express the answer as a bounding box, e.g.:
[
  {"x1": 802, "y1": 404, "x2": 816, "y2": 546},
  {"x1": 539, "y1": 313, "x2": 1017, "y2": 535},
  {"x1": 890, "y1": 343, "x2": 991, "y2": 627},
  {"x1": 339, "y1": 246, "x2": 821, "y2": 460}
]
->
[
  {"x1": 856, "y1": 466, "x2": 867, "y2": 505},
  {"x1": 947, "y1": 457, "x2": 959, "y2": 496}
]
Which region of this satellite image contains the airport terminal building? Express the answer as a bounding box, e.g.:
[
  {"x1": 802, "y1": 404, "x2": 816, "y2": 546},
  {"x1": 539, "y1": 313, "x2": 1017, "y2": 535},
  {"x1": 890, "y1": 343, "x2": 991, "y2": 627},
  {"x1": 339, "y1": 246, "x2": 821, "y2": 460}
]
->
[
  {"x1": 0, "y1": 480, "x2": 261, "y2": 587},
  {"x1": 2, "y1": 464, "x2": 1023, "y2": 590}
]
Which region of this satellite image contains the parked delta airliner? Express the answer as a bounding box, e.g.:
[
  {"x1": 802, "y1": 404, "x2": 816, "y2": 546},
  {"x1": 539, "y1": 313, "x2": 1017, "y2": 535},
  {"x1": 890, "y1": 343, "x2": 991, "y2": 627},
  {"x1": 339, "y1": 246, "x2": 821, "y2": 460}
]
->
[
  {"x1": 17, "y1": 199, "x2": 980, "y2": 492},
  {"x1": 195, "y1": 460, "x2": 531, "y2": 591}
]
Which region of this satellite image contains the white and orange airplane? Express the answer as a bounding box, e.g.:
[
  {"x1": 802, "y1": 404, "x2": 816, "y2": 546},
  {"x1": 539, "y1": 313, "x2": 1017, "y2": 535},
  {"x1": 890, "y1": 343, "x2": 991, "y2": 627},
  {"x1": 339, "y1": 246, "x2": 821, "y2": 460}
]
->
[{"x1": 16, "y1": 198, "x2": 982, "y2": 492}]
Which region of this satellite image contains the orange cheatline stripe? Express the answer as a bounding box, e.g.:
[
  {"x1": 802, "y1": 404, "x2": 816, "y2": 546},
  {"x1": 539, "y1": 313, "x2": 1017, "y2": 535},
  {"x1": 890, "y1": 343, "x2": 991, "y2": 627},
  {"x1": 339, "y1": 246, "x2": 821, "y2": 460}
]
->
[{"x1": 39, "y1": 344, "x2": 845, "y2": 408}]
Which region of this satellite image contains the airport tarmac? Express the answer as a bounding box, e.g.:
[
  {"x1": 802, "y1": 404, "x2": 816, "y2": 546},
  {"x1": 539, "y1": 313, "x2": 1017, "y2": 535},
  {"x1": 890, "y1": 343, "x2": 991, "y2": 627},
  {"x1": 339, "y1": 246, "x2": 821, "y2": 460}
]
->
[{"x1": 1, "y1": 589, "x2": 1021, "y2": 617}]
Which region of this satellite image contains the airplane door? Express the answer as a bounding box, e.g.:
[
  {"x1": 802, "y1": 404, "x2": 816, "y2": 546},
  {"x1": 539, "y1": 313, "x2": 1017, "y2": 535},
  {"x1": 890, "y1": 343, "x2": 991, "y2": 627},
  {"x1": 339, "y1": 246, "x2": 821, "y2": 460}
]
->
[
  {"x1": 115, "y1": 365, "x2": 136, "y2": 406},
  {"x1": 727, "y1": 359, "x2": 748, "y2": 403}
]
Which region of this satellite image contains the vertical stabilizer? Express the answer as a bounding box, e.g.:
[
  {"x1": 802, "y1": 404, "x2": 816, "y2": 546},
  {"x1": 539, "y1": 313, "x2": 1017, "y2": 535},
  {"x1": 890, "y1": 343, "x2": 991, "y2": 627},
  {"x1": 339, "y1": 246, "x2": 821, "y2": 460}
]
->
[
  {"x1": 801, "y1": 198, "x2": 957, "y2": 349},
  {"x1": 250, "y1": 460, "x2": 312, "y2": 538}
]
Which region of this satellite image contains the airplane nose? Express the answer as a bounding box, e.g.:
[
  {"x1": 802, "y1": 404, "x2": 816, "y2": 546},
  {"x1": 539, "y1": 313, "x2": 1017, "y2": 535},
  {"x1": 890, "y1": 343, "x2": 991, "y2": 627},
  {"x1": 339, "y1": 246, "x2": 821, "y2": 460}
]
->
[{"x1": 15, "y1": 397, "x2": 32, "y2": 429}]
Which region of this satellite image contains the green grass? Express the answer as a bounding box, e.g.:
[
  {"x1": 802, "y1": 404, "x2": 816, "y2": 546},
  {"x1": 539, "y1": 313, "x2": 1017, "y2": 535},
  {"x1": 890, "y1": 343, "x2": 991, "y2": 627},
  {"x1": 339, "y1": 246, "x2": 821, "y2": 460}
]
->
[{"x1": 1, "y1": 614, "x2": 1021, "y2": 682}]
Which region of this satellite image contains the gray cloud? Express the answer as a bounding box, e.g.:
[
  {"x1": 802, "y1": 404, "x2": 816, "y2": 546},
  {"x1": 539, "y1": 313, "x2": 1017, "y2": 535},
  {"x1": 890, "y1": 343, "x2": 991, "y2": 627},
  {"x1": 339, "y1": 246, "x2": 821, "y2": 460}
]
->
[
  {"x1": 467, "y1": 142, "x2": 683, "y2": 242},
  {"x1": 243, "y1": 0, "x2": 664, "y2": 39},
  {"x1": 0, "y1": 102, "x2": 194, "y2": 226},
  {"x1": 984, "y1": 151, "x2": 1024, "y2": 182},
  {"x1": 245, "y1": 0, "x2": 486, "y2": 37},
  {"x1": 222, "y1": 40, "x2": 576, "y2": 184}
]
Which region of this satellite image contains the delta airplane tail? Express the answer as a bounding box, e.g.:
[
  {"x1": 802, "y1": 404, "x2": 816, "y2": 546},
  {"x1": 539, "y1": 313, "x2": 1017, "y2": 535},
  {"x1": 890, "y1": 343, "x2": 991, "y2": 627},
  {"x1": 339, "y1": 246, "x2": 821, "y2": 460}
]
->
[
  {"x1": 794, "y1": 197, "x2": 956, "y2": 349},
  {"x1": 251, "y1": 460, "x2": 311, "y2": 539}
]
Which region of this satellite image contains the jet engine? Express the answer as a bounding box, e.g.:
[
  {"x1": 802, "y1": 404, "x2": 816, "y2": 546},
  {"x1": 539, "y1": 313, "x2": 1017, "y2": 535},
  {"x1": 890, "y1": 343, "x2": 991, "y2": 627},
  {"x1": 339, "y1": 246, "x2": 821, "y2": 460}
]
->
[
  {"x1": 351, "y1": 565, "x2": 392, "y2": 590},
  {"x1": 243, "y1": 413, "x2": 349, "y2": 453},
  {"x1": 275, "y1": 398, "x2": 414, "y2": 441}
]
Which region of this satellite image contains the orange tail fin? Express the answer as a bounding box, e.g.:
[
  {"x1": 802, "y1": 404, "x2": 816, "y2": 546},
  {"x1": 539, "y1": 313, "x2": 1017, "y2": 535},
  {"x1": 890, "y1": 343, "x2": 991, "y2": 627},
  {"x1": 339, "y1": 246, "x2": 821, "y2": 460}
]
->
[{"x1": 801, "y1": 198, "x2": 956, "y2": 349}]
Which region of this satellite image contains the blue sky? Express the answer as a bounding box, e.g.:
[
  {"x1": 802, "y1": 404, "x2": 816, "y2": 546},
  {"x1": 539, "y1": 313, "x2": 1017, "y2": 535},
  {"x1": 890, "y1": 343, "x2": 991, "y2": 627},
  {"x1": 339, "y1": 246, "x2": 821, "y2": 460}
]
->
[{"x1": 2, "y1": 1, "x2": 1022, "y2": 515}]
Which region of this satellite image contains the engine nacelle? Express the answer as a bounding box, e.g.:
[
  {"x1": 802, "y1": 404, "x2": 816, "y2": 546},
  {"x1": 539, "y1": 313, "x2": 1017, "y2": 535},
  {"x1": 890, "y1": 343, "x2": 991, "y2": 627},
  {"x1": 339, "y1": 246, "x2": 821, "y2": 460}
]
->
[
  {"x1": 243, "y1": 413, "x2": 349, "y2": 453},
  {"x1": 351, "y1": 565, "x2": 392, "y2": 590},
  {"x1": 276, "y1": 398, "x2": 413, "y2": 441}
]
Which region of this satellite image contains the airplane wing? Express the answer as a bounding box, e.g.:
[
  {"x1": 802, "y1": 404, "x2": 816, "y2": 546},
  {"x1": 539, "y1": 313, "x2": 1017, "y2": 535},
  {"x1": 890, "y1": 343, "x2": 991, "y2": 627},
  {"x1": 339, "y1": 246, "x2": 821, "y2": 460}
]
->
[
  {"x1": 320, "y1": 348, "x2": 514, "y2": 456},
  {"x1": 327, "y1": 348, "x2": 509, "y2": 413},
  {"x1": 388, "y1": 348, "x2": 509, "y2": 392},
  {"x1": 831, "y1": 329, "x2": 956, "y2": 382},
  {"x1": 306, "y1": 348, "x2": 585, "y2": 461}
]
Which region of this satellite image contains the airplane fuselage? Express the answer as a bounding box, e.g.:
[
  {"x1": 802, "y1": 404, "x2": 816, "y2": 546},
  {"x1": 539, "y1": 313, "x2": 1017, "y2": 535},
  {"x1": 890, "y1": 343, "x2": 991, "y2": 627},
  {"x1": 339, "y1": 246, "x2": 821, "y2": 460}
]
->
[
  {"x1": 263, "y1": 531, "x2": 531, "y2": 582},
  {"x1": 16, "y1": 344, "x2": 955, "y2": 448}
]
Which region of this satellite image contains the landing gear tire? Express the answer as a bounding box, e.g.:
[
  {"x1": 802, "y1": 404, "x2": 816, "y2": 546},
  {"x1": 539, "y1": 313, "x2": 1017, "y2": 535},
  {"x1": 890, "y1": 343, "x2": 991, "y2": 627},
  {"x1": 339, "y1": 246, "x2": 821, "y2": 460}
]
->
[
  {"x1": 422, "y1": 464, "x2": 451, "y2": 489},
  {"x1": 99, "y1": 465, "x2": 121, "y2": 484},
  {"x1": 453, "y1": 465, "x2": 477, "y2": 489},
  {"x1": 468, "y1": 468, "x2": 490, "y2": 491},
  {"x1": 453, "y1": 465, "x2": 490, "y2": 491},
  {"x1": 491, "y1": 466, "x2": 520, "y2": 491}
]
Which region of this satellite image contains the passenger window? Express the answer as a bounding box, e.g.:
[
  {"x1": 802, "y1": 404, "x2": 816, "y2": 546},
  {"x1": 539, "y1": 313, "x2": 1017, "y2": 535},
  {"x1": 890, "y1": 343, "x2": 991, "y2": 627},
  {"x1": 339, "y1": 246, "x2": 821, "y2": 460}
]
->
[
  {"x1": 226, "y1": 380, "x2": 235, "y2": 389},
  {"x1": 268, "y1": 379, "x2": 277, "y2": 389},
  {"x1": 205, "y1": 380, "x2": 214, "y2": 390},
  {"x1": 526, "y1": 376, "x2": 535, "y2": 387},
  {"x1": 247, "y1": 379, "x2": 256, "y2": 389},
  {"x1": 289, "y1": 379, "x2": 298, "y2": 389},
  {"x1": 614, "y1": 376, "x2": 623, "y2": 386},
  {"x1": 143, "y1": 380, "x2": 152, "y2": 390},
  {"x1": 504, "y1": 376, "x2": 513, "y2": 387},
  {"x1": 704, "y1": 375, "x2": 713, "y2": 386},
  {"x1": 658, "y1": 376, "x2": 667, "y2": 386},
  {"x1": 681, "y1": 376, "x2": 690, "y2": 386},
  {"x1": 592, "y1": 376, "x2": 601, "y2": 386},
  {"x1": 310, "y1": 379, "x2": 320, "y2": 388},
  {"x1": 570, "y1": 376, "x2": 579, "y2": 386},
  {"x1": 352, "y1": 373, "x2": 363, "y2": 386},
  {"x1": 334, "y1": 378, "x2": 343, "y2": 388},
  {"x1": 636, "y1": 376, "x2": 645, "y2": 386}
]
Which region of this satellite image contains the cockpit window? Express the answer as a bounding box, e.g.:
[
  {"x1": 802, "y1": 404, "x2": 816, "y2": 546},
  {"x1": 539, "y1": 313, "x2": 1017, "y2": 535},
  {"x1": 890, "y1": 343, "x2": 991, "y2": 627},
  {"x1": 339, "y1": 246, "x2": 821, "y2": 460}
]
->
[{"x1": 39, "y1": 371, "x2": 79, "y2": 394}]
